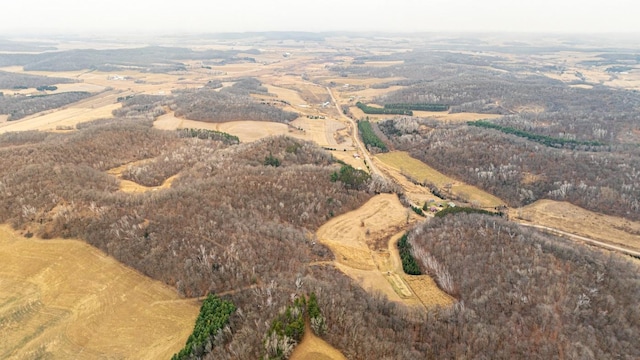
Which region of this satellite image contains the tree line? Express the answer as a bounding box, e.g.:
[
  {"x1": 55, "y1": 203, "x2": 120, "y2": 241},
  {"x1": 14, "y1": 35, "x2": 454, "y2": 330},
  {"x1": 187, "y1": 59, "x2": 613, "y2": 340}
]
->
[
  {"x1": 468, "y1": 120, "x2": 605, "y2": 148},
  {"x1": 357, "y1": 119, "x2": 388, "y2": 152},
  {"x1": 0, "y1": 91, "x2": 93, "y2": 120},
  {"x1": 356, "y1": 102, "x2": 412, "y2": 116}
]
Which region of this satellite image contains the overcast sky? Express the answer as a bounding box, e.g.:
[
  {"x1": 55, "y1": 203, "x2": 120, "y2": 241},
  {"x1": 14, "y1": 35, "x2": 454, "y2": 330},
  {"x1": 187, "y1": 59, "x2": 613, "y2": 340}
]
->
[{"x1": 2, "y1": 0, "x2": 638, "y2": 35}]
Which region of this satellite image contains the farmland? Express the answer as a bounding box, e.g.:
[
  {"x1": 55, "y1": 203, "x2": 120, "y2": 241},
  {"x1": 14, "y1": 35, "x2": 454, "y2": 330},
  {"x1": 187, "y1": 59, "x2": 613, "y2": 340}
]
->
[
  {"x1": 0, "y1": 225, "x2": 199, "y2": 360},
  {"x1": 0, "y1": 32, "x2": 639, "y2": 359},
  {"x1": 316, "y1": 194, "x2": 454, "y2": 309},
  {"x1": 377, "y1": 151, "x2": 505, "y2": 208}
]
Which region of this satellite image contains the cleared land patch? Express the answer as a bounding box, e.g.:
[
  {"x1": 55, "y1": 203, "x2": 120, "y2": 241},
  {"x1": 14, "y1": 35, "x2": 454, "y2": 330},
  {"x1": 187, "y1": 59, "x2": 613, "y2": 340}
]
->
[
  {"x1": 0, "y1": 225, "x2": 199, "y2": 359},
  {"x1": 107, "y1": 160, "x2": 178, "y2": 193},
  {"x1": 0, "y1": 90, "x2": 123, "y2": 133},
  {"x1": 154, "y1": 111, "x2": 351, "y2": 147},
  {"x1": 376, "y1": 151, "x2": 505, "y2": 208},
  {"x1": 290, "y1": 320, "x2": 346, "y2": 360},
  {"x1": 514, "y1": 199, "x2": 640, "y2": 252},
  {"x1": 316, "y1": 194, "x2": 452, "y2": 308}
]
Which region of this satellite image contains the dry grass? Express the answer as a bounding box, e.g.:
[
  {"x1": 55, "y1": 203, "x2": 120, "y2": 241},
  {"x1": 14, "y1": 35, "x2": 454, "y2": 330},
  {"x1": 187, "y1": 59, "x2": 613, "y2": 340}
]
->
[
  {"x1": 153, "y1": 111, "x2": 184, "y2": 130},
  {"x1": 341, "y1": 85, "x2": 405, "y2": 100},
  {"x1": 322, "y1": 77, "x2": 405, "y2": 87},
  {"x1": 376, "y1": 151, "x2": 504, "y2": 208},
  {"x1": 514, "y1": 199, "x2": 640, "y2": 252},
  {"x1": 329, "y1": 150, "x2": 367, "y2": 171},
  {"x1": 291, "y1": 117, "x2": 352, "y2": 148},
  {"x1": 362, "y1": 60, "x2": 404, "y2": 67},
  {"x1": 569, "y1": 84, "x2": 594, "y2": 89},
  {"x1": 154, "y1": 111, "x2": 352, "y2": 148},
  {"x1": 0, "y1": 89, "x2": 130, "y2": 133},
  {"x1": 0, "y1": 225, "x2": 199, "y2": 360},
  {"x1": 316, "y1": 194, "x2": 452, "y2": 308},
  {"x1": 153, "y1": 112, "x2": 292, "y2": 142},
  {"x1": 215, "y1": 121, "x2": 292, "y2": 143},
  {"x1": 290, "y1": 320, "x2": 346, "y2": 360},
  {"x1": 107, "y1": 160, "x2": 178, "y2": 193},
  {"x1": 265, "y1": 84, "x2": 309, "y2": 107}
]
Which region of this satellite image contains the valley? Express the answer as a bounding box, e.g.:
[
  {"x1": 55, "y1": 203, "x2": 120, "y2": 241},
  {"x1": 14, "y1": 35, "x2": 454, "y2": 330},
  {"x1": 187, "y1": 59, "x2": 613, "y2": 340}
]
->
[{"x1": 0, "y1": 33, "x2": 638, "y2": 359}]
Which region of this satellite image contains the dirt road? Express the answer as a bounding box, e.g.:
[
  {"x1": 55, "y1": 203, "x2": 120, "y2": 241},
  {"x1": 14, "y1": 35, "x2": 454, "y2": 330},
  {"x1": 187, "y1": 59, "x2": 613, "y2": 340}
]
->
[{"x1": 518, "y1": 222, "x2": 640, "y2": 258}]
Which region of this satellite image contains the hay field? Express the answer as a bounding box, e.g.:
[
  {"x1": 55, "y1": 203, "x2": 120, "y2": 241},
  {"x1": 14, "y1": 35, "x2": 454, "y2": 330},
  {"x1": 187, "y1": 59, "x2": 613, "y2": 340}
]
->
[
  {"x1": 0, "y1": 82, "x2": 105, "y2": 96},
  {"x1": 363, "y1": 60, "x2": 404, "y2": 67},
  {"x1": 290, "y1": 321, "x2": 346, "y2": 360},
  {"x1": 215, "y1": 121, "x2": 292, "y2": 142},
  {"x1": 341, "y1": 85, "x2": 405, "y2": 100},
  {"x1": 154, "y1": 112, "x2": 351, "y2": 147},
  {"x1": 0, "y1": 91, "x2": 123, "y2": 133},
  {"x1": 17, "y1": 69, "x2": 203, "y2": 96},
  {"x1": 291, "y1": 117, "x2": 352, "y2": 149},
  {"x1": 316, "y1": 194, "x2": 452, "y2": 308},
  {"x1": 373, "y1": 157, "x2": 443, "y2": 205},
  {"x1": 0, "y1": 225, "x2": 199, "y2": 359},
  {"x1": 321, "y1": 77, "x2": 405, "y2": 87},
  {"x1": 153, "y1": 112, "x2": 292, "y2": 142},
  {"x1": 514, "y1": 199, "x2": 640, "y2": 252},
  {"x1": 153, "y1": 111, "x2": 184, "y2": 130},
  {"x1": 265, "y1": 84, "x2": 309, "y2": 108},
  {"x1": 376, "y1": 151, "x2": 505, "y2": 208}
]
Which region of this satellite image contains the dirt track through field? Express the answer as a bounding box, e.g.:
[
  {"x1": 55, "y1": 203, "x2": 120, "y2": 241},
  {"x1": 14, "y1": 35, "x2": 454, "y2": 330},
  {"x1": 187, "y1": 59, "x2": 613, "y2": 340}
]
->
[
  {"x1": 514, "y1": 199, "x2": 640, "y2": 254},
  {"x1": 316, "y1": 194, "x2": 453, "y2": 309},
  {"x1": 0, "y1": 225, "x2": 199, "y2": 359}
]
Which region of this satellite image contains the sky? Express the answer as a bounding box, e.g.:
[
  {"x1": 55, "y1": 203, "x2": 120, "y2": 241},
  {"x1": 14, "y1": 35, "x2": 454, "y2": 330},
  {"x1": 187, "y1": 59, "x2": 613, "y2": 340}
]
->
[{"x1": 2, "y1": 0, "x2": 639, "y2": 35}]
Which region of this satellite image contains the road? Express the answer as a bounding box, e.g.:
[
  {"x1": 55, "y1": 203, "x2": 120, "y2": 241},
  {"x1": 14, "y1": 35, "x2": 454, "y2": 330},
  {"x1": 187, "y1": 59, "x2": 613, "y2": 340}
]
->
[
  {"x1": 324, "y1": 86, "x2": 640, "y2": 260},
  {"x1": 518, "y1": 222, "x2": 640, "y2": 258},
  {"x1": 326, "y1": 86, "x2": 382, "y2": 177}
]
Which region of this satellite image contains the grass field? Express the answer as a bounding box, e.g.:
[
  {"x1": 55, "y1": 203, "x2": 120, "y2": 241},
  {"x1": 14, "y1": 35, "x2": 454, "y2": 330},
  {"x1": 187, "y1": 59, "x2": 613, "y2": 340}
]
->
[
  {"x1": 154, "y1": 111, "x2": 353, "y2": 148},
  {"x1": 0, "y1": 90, "x2": 124, "y2": 133},
  {"x1": 265, "y1": 84, "x2": 309, "y2": 108},
  {"x1": 316, "y1": 194, "x2": 452, "y2": 309},
  {"x1": 376, "y1": 151, "x2": 505, "y2": 208},
  {"x1": 290, "y1": 320, "x2": 346, "y2": 360},
  {"x1": 514, "y1": 199, "x2": 640, "y2": 252},
  {"x1": 107, "y1": 160, "x2": 178, "y2": 193},
  {"x1": 0, "y1": 225, "x2": 199, "y2": 359}
]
